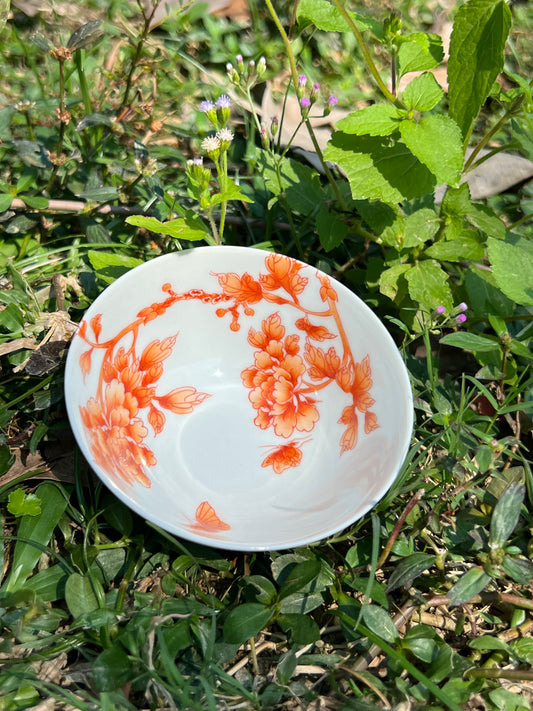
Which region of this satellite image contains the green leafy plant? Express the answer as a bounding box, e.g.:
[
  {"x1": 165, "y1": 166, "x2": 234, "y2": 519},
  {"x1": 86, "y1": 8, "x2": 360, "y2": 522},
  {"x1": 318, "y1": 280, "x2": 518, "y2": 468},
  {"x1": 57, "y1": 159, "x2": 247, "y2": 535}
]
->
[{"x1": 0, "y1": 0, "x2": 532, "y2": 709}]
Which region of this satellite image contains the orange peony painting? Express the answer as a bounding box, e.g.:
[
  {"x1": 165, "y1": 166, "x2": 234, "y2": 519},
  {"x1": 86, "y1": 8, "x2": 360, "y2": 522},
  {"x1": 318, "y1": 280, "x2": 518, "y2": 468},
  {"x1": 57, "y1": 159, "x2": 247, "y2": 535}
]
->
[{"x1": 76, "y1": 252, "x2": 379, "y2": 533}]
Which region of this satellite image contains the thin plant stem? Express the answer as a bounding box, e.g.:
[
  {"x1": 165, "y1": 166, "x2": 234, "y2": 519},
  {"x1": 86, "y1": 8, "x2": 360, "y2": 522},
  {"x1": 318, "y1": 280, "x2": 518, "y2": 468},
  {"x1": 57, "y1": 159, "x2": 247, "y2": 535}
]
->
[
  {"x1": 264, "y1": 0, "x2": 349, "y2": 204},
  {"x1": 376, "y1": 489, "x2": 425, "y2": 570},
  {"x1": 330, "y1": 0, "x2": 404, "y2": 108},
  {"x1": 304, "y1": 118, "x2": 347, "y2": 210},
  {"x1": 465, "y1": 668, "x2": 533, "y2": 682},
  {"x1": 74, "y1": 50, "x2": 92, "y2": 115},
  {"x1": 464, "y1": 97, "x2": 525, "y2": 173}
]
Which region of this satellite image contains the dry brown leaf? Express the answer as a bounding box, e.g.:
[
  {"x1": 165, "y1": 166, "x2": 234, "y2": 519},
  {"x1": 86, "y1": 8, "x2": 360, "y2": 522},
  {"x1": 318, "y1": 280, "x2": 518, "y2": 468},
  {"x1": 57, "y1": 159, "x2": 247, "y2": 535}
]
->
[{"x1": 0, "y1": 441, "x2": 90, "y2": 489}]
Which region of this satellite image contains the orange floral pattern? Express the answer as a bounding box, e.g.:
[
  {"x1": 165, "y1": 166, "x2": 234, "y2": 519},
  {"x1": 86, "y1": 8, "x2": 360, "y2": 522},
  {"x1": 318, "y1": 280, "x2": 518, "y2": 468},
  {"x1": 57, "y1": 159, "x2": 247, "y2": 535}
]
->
[
  {"x1": 261, "y1": 439, "x2": 309, "y2": 474},
  {"x1": 242, "y1": 313, "x2": 319, "y2": 438},
  {"x1": 76, "y1": 251, "x2": 378, "y2": 533},
  {"x1": 78, "y1": 309, "x2": 210, "y2": 489}
]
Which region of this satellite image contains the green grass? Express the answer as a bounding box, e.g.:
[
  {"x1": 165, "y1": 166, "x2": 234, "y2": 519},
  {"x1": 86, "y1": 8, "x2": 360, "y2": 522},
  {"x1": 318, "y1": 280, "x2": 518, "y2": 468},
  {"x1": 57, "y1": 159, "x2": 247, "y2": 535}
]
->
[{"x1": 1, "y1": 0, "x2": 533, "y2": 709}]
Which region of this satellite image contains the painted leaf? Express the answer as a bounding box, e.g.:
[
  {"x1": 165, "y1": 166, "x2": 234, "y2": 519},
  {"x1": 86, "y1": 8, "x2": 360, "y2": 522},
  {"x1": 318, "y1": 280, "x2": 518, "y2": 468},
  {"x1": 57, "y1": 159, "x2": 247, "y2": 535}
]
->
[
  {"x1": 148, "y1": 404, "x2": 165, "y2": 434},
  {"x1": 261, "y1": 253, "x2": 308, "y2": 298},
  {"x1": 216, "y1": 271, "x2": 263, "y2": 303},
  {"x1": 364, "y1": 411, "x2": 379, "y2": 434},
  {"x1": 79, "y1": 348, "x2": 92, "y2": 377},
  {"x1": 157, "y1": 387, "x2": 209, "y2": 414},
  {"x1": 139, "y1": 335, "x2": 177, "y2": 371},
  {"x1": 338, "y1": 405, "x2": 358, "y2": 453},
  {"x1": 295, "y1": 316, "x2": 336, "y2": 341},
  {"x1": 90, "y1": 314, "x2": 102, "y2": 341},
  {"x1": 262, "y1": 441, "x2": 305, "y2": 474},
  {"x1": 195, "y1": 501, "x2": 230, "y2": 531},
  {"x1": 304, "y1": 343, "x2": 340, "y2": 380}
]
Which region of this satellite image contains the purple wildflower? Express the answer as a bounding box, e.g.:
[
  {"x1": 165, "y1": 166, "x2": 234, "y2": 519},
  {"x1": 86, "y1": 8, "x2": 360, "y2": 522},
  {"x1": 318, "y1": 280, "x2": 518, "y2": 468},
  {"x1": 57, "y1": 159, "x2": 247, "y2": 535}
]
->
[
  {"x1": 298, "y1": 74, "x2": 307, "y2": 86},
  {"x1": 435, "y1": 305, "x2": 446, "y2": 315},
  {"x1": 216, "y1": 95, "x2": 231, "y2": 109},
  {"x1": 323, "y1": 94, "x2": 338, "y2": 116},
  {"x1": 456, "y1": 314, "x2": 467, "y2": 324},
  {"x1": 200, "y1": 100, "x2": 214, "y2": 113},
  {"x1": 458, "y1": 302, "x2": 468, "y2": 312}
]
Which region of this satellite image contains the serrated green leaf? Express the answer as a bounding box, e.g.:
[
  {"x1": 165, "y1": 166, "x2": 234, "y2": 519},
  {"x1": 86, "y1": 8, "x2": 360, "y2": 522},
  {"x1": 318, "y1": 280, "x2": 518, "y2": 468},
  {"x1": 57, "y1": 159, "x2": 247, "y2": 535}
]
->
[
  {"x1": 336, "y1": 104, "x2": 401, "y2": 136},
  {"x1": 223, "y1": 603, "x2": 274, "y2": 645},
  {"x1": 441, "y1": 183, "x2": 472, "y2": 216},
  {"x1": 467, "y1": 203, "x2": 506, "y2": 240},
  {"x1": 489, "y1": 482, "x2": 525, "y2": 549},
  {"x1": 296, "y1": 0, "x2": 384, "y2": 38},
  {"x1": 7, "y1": 489, "x2": 41, "y2": 517},
  {"x1": 448, "y1": 0, "x2": 512, "y2": 138},
  {"x1": 448, "y1": 567, "x2": 491, "y2": 606},
  {"x1": 316, "y1": 207, "x2": 347, "y2": 251},
  {"x1": 64, "y1": 573, "x2": 101, "y2": 618},
  {"x1": 402, "y1": 72, "x2": 444, "y2": 111},
  {"x1": 398, "y1": 32, "x2": 444, "y2": 76},
  {"x1": 403, "y1": 208, "x2": 440, "y2": 248},
  {"x1": 487, "y1": 236, "x2": 533, "y2": 306},
  {"x1": 425, "y1": 235, "x2": 484, "y2": 261},
  {"x1": 361, "y1": 604, "x2": 400, "y2": 644},
  {"x1": 386, "y1": 552, "x2": 436, "y2": 593},
  {"x1": 405, "y1": 259, "x2": 452, "y2": 311},
  {"x1": 324, "y1": 132, "x2": 436, "y2": 203},
  {"x1": 399, "y1": 115, "x2": 463, "y2": 186},
  {"x1": 465, "y1": 266, "x2": 515, "y2": 319},
  {"x1": 210, "y1": 177, "x2": 253, "y2": 205},
  {"x1": 379, "y1": 263, "x2": 411, "y2": 302},
  {"x1": 440, "y1": 331, "x2": 500, "y2": 353}
]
